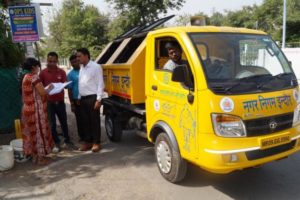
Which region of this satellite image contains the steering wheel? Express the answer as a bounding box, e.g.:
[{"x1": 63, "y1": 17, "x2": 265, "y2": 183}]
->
[{"x1": 235, "y1": 70, "x2": 255, "y2": 79}]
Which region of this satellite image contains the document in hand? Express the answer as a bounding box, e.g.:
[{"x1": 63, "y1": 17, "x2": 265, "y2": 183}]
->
[{"x1": 45, "y1": 81, "x2": 72, "y2": 95}]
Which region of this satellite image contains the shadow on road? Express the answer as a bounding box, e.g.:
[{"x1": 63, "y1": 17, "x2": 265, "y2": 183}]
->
[
  {"x1": 0, "y1": 131, "x2": 155, "y2": 195},
  {"x1": 180, "y1": 153, "x2": 300, "y2": 199}
]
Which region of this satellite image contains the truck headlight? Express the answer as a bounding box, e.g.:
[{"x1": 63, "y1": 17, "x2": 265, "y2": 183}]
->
[
  {"x1": 212, "y1": 114, "x2": 247, "y2": 137},
  {"x1": 293, "y1": 104, "x2": 300, "y2": 126}
]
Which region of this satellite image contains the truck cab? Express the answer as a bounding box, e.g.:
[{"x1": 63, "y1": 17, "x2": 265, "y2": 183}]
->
[{"x1": 97, "y1": 16, "x2": 300, "y2": 183}]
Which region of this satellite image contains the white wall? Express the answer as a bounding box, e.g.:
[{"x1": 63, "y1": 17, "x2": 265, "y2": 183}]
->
[{"x1": 282, "y1": 48, "x2": 300, "y2": 80}]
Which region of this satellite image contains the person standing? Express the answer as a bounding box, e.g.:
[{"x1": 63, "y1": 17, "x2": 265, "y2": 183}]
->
[
  {"x1": 67, "y1": 54, "x2": 84, "y2": 142},
  {"x1": 77, "y1": 48, "x2": 104, "y2": 152},
  {"x1": 40, "y1": 52, "x2": 71, "y2": 151},
  {"x1": 21, "y1": 58, "x2": 54, "y2": 165}
]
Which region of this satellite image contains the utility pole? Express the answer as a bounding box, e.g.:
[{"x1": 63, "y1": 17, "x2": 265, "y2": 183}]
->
[{"x1": 282, "y1": 0, "x2": 287, "y2": 48}]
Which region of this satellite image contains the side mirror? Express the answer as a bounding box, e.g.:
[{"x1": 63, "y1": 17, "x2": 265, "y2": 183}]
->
[
  {"x1": 172, "y1": 64, "x2": 194, "y2": 89},
  {"x1": 172, "y1": 64, "x2": 194, "y2": 104},
  {"x1": 288, "y1": 61, "x2": 292, "y2": 67},
  {"x1": 172, "y1": 65, "x2": 186, "y2": 83}
]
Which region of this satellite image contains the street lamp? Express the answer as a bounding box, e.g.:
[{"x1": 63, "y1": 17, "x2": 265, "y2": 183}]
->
[{"x1": 282, "y1": 0, "x2": 286, "y2": 48}]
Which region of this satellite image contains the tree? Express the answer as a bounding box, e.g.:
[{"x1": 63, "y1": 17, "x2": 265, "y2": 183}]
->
[
  {"x1": 255, "y1": 0, "x2": 283, "y2": 40},
  {"x1": 46, "y1": 0, "x2": 109, "y2": 59},
  {"x1": 105, "y1": 0, "x2": 186, "y2": 31},
  {"x1": 255, "y1": 0, "x2": 300, "y2": 44},
  {"x1": 202, "y1": 0, "x2": 300, "y2": 45},
  {"x1": 208, "y1": 11, "x2": 224, "y2": 26},
  {"x1": 174, "y1": 14, "x2": 191, "y2": 26},
  {"x1": 106, "y1": 15, "x2": 128, "y2": 40},
  {"x1": 285, "y1": 0, "x2": 300, "y2": 44},
  {"x1": 224, "y1": 6, "x2": 258, "y2": 29}
]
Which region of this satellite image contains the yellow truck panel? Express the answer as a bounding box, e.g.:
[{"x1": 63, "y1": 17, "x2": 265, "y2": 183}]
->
[{"x1": 100, "y1": 40, "x2": 146, "y2": 104}]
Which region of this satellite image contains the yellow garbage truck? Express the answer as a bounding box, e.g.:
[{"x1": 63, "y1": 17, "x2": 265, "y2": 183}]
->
[{"x1": 97, "y1": 16, "x2": 300, "y2": 182}]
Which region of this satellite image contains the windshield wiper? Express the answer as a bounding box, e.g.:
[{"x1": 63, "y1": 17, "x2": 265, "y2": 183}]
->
[
  {"x1": 274, "y1": 72, "x2": 293, "y2": 79},
  {"x1": 257, "y1": 73, "x2": 294, "y2": 89},
  {"x1": 210, "y1": 73, "x2": 296, "y2": 94},
  {"x1": 224, "y1": 82, "x2": 241, "y2": 94},
  {"x1": 238, "y1": 74, "x2": 272, "y2": 81},
  {"x1": 211, "y1": 82, "x2": 255, "y2": 94},
  {"x1": 224, "y1": 74, "x2": 274, "y2": 93}
]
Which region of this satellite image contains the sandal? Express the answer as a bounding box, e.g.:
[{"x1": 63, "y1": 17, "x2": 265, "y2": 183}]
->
[{"x1": 37, "y1": 157, "x2": 51, "y2": 166}]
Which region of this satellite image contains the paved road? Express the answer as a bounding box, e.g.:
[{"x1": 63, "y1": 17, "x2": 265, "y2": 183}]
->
[
  {"x1": 2, "y1": 129, "x2": 300, "y2": 200},
  {"x1": 2, "y1": 101, "x2": 300, "y2": 199}
]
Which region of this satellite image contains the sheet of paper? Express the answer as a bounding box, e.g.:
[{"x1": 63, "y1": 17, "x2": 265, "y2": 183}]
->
[{"x1": 45, "y1": 81, "x2": 72, "y2": 95}]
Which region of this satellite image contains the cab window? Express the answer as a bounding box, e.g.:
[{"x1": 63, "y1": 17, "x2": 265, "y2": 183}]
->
[
  {"x1": 154, "y1": 37, "x2": 188, "y2": 71},
  {"x1": 154, "y1": 37, "x2": 194, "y2": 89}
]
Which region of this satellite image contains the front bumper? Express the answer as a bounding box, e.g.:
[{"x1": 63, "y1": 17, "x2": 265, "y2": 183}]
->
[{"x1": 195, "y1": 134, "x2": 300, "y2": 174}]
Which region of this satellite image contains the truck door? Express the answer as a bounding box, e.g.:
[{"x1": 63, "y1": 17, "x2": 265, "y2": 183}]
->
[{"x1": 148, "y1": 36, "x2": 198, "y2": 158}]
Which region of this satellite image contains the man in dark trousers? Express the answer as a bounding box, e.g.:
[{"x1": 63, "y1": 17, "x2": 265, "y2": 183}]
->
[
  {"x1": 67, "y1": 54, "x2": 84, "y2": 142},
  {"x1": 77, "y1": 48, "x2": 104, "y2": 152},
  {"x1": 40, "y1": 52, "x2": 71, "y2": 152}
]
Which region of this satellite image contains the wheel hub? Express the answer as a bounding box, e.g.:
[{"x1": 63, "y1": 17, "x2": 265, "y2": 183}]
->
[{"x1": 156, "y1": 141, "x2": 172, "y2": 174}]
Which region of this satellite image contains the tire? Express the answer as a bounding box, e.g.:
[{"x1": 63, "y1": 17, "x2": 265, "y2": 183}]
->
[
  {"x1": 155, "y1": 132, "x2": 187, "y2": 183},
  {"x1": 105, "y1": 113, "x2": 123, "y2": 142}
]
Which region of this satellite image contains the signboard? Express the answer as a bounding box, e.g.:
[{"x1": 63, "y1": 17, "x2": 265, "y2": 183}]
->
[{"x1": 8, "y1": 5, "x2": 40, "y2": 43}]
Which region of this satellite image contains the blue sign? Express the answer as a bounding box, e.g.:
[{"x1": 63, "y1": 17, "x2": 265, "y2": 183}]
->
[{"x1": 8, "y1": 6, "x2": 40, "y2": 43}]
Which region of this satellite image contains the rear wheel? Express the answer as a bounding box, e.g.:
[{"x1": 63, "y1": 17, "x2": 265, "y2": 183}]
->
[
  {"x1": 155, "y1": 132, "x2": 187, "y2": 183},
  {"x1": 105, "y1": 112, "x2": 123, "y2": 142}
]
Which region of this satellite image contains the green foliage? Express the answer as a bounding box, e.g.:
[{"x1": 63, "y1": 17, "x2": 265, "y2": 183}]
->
[
  {"x1": 286, "y1": 20, "x2": 300, "y2": 43},
  {"x1": 0, "y1": 8, "x2": 24, "y2": 68},
  {"x1": 203, "y1": 0, "x2": 300, "y2": 45},
  {"x1": 224, "y1": 6, "x2": 258, "y2": 29},
  {"x1": 174, "y1": 14, "x2": 191, "y2": 26},
  {"x1": 207, "y1": 12, "x2": 224, "y2": 26},
  {"x1": 106, "y1": 15, "x2": 127, "y2": 40},
  {"x1": 254, "y1": 0, "x2": 283, "y2": 40},
  {"x1": 46, "y1": 0, "x2": 110, "y2": 59},
  {"x1": 105, "y1": 0, "x2": 185, "y2": 30},
  {"x1": 285, "y1": 0, "x2": 300, "y2": 44},
  {"x1": 0, "y1": 67, "x2": 22, "y2": 132}
]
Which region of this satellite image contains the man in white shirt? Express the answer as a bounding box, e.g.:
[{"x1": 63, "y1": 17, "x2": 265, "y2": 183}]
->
[
  {"x1": 77, "y1": 48, "x2": 104, "y2": 152},
  {"x1": 163, "y1": 41, "x2": 187, "y2": 71}
]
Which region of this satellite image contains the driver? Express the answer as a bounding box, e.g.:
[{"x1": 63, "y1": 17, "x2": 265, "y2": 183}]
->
[{"x1": 163, "y1": 41, "x2": 188, "y2": 71}]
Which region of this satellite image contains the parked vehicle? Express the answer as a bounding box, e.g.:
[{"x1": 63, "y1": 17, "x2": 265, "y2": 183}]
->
[{"x1": 97, "y1": 16, "x2": 300, "y2": 183}]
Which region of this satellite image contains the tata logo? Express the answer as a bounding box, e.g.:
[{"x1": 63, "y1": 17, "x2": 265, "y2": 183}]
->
[{"x1": 269, "y1": 121, "x2": 278, "y2": 130}]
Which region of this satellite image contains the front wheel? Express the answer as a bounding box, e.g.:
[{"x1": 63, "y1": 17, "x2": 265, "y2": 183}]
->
[{"x1": 155, "y1": 132, "x2": 187, "y2": 183}]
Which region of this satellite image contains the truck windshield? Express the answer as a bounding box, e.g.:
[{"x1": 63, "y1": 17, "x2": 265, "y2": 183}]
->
[{"x1": 189, "y1": 33, "x2": 297, "y2": 94}]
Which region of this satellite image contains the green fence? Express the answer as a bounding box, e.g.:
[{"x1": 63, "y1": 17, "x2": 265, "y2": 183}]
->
[{"x1": 0, "y1": 67, "x2": 22, "y2": 134}]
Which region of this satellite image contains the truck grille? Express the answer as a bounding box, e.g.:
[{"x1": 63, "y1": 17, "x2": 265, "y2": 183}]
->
[
  {"x1": 246, "y1": 140, "x2": 296, "y2": 160},
  {"x1": 244, "y1": 112, "x2": 294, "y2": 137}
]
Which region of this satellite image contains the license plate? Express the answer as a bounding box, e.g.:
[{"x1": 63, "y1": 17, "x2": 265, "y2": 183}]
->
[{"x1": 260, "y1": 135, "x2": 290, "y2": 149}]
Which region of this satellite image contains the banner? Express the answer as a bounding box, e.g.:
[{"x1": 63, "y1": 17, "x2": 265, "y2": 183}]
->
[{"x1": 8, "y1": 6, "x2": 40, "y2": 43}]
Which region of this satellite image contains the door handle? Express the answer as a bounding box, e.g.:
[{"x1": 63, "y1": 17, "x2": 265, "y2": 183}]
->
[{"x1": 152, "y1": 85, "x2": 158, "y2": 91}]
